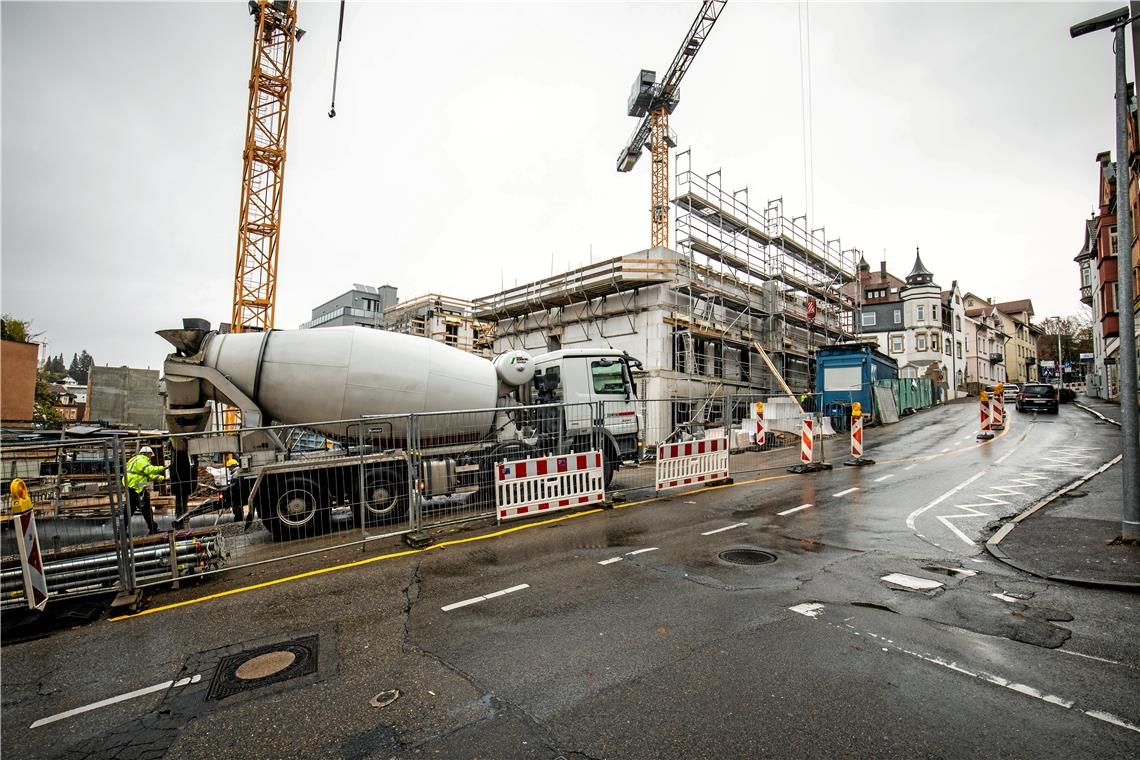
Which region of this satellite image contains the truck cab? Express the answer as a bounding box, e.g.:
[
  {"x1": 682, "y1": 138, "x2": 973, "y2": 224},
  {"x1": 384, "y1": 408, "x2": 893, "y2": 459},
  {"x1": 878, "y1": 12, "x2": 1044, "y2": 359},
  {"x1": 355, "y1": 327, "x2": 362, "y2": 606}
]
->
[{"x1": 529, "y1": 348, "x2": 643, "y2": 476}]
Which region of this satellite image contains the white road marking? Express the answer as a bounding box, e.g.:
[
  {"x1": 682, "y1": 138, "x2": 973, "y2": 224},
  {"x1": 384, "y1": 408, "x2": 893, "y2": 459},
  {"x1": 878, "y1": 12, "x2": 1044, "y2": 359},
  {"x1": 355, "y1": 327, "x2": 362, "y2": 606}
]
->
[
  {"x1": 881, "y1": 573, "x2": 944, "y2": 591},
  {"x1": 597, "y1": 557, "x2": 623, "y2": 565},
  {"x1": 626, "y1": 547, "x2": 658, "y2": 556},
  {"x1": 1085, "y1": 710, "x2": 1140, "y2": 733},
  {"x1": 441, "y1": 583, "x2": 529, "y2": 612},
  {"x1": 833, "y1": 487, "x2": 859, "y2": 497},
  {"x1": 777, "y1": 503, "x2": 813, "y2": 516},
  {"x1": 905, "y1": 471, "x2": 986, "y2": 530},
  {"x1": 940, "y1": 447, "x2": 950, "y2": 453},
  {"x1": 701, "y1": 522, "x2": 747, "y2": 536},
  {"x1": 788, "y1": 603, "x2": 825, "y2": 617},
  {"x1": 904, "y1": 464, "x2": 917, "y2": 470},
  {"x1": 1055, "y1": 649, "x2": 1130, "y2": 668},
  {"x1": 31, "y1": 674, "x2": 202, "y2": 728},
  {"x1": 814, "y1": 616, "x2": 1135, "y2": 735},
  {"x1": 873, "y1": 474, "x2": 894, "y2": 483},
  {"x1": 991, "y1": 592, "x2": 1020, "y2": 603}
]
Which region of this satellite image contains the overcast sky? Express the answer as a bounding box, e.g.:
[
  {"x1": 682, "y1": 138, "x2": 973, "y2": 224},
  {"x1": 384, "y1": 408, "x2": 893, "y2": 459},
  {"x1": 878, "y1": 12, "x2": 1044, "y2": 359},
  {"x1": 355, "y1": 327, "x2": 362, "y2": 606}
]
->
[{"x1": 1, "y1": 0, "x2": 1125, "y2": 370}]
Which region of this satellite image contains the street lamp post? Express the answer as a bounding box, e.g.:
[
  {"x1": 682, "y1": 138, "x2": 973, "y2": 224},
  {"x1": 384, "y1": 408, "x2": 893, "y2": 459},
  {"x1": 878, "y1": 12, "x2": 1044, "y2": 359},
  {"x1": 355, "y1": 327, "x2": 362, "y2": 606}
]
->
[{"x1": 1072, "y1": 7, "x2": 1140, "y2": 542}]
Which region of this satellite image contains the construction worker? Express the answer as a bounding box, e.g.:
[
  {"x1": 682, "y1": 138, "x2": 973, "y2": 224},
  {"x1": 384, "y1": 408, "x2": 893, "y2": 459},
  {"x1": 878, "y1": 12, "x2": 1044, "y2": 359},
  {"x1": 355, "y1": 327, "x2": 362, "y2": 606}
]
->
[
  {"x1": 799, "y1": 388, "x2": 815, "y2": 413},
  {"x1": 123, "y1": 445, "x2": 166, "y2": 535}
]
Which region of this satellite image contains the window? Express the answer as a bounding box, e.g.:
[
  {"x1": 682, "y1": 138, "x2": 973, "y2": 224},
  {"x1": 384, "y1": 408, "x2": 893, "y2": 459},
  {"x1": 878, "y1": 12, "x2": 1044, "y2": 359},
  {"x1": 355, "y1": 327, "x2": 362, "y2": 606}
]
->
[
  {"x1": 590, "y1": 360, "x2": 626, "y2": 395},
  {"x1": 945, "y1": 339, "x2": 952, "y2": 355},
  {"x1": 917, "y1": 305, "x2": 925, "y2": 322},
  {"x1": 917, "y1": 334, "x2": 927, "y2": 351},
  {"x1": 957, "y1": 341, "x2": 963, "y2": 359},
  {"x1": 1110, "y1": 226, "x2": 1118, "y2": 255},
  {"x1": 862, "y1": 312, "x2": 877, "y2": 327},
  {"x1": 890, "y1": 335, "x2": 903, "y2": 353},
  {"x1": 932, "y1": 305, "x2": 939, "y2": 321},
  {"x1": 893, "y1": 309, "x2": 902, "y2": 324},
  {"x1": 955, "y1": 315, "x2": 962, "y2": 331}
]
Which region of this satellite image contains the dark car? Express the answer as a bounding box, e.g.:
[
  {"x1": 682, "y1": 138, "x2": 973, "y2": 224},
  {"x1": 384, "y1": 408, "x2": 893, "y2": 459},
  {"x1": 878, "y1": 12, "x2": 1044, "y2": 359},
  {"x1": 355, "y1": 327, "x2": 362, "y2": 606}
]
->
[{"x1": 1016, "y1": 383, "x2": 1058, "y2": 414}]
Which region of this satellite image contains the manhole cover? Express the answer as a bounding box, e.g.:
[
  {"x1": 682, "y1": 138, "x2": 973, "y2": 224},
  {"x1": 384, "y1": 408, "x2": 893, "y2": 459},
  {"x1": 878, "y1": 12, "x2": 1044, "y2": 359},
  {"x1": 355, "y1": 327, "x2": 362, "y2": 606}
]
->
[
  {"x1": 718, "y1": 548, "x2": 777, "y2": 565},
  {"x1": 207, "y1": 635, "x2": 319, "y2": 701}
]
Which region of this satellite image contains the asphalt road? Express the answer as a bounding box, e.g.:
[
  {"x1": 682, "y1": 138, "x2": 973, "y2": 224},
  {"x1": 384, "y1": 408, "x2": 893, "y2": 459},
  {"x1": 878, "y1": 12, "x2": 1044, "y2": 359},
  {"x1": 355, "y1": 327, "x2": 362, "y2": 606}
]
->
[{"x1": 2, "y1": 401, "x2": 1137, "y2": 759}]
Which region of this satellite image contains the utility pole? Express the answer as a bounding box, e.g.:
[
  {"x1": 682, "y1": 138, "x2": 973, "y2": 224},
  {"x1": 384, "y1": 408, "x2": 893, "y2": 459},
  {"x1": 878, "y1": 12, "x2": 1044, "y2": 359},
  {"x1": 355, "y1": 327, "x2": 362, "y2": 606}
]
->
[{"x1": 1072, "y1": 7, "x2": 1140, "y2": 542}]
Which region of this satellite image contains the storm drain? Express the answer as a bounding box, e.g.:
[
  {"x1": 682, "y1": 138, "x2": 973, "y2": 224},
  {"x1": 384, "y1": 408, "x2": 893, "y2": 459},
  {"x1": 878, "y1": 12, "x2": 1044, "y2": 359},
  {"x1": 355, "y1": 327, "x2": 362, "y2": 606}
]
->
[
  {"x1": 207, "y1": 635, "x2": 319, "y2": 701},
  {"x1": 718, "y1": 548, "x2": 777, "y2": 565}
]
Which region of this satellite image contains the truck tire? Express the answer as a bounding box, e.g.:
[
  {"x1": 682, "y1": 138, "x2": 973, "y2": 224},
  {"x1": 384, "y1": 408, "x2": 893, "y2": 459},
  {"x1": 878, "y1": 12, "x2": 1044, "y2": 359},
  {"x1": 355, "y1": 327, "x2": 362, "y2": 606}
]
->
[
  {"x1": 261, "y1": 476, "x2": 331, "y2": 541},
  {"x1": 358, "y1": 469, "x2": 408, "y2": 527}
]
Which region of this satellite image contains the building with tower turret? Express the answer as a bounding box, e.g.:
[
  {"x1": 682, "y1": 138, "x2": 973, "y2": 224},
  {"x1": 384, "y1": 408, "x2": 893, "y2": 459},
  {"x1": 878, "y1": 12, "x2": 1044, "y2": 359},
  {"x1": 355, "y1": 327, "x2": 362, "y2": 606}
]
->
[{"x1": 842, "y1": 249, "x2": 966, "y2": 399}]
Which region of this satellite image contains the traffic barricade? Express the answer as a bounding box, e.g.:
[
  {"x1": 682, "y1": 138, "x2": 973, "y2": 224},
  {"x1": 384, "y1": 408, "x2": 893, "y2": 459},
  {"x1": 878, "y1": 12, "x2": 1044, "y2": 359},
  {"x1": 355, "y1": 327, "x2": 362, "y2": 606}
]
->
[
  {"x1": 655, "y1": 437, "x2": 730, "y2": 492},
  {"x1": 496, "y1": 451, "x2": 606, "y2": 522}
]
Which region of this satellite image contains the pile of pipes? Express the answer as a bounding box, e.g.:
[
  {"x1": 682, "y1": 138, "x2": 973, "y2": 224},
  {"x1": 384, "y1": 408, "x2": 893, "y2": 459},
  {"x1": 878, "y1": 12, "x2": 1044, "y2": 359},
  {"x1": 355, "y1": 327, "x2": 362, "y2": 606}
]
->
[{"x1": 1, "y1": 534, "x2": 221, "y2": 608}]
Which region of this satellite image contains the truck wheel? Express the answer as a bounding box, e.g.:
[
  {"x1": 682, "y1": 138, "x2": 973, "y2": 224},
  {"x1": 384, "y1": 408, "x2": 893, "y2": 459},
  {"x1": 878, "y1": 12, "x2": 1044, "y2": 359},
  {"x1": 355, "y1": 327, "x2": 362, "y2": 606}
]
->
[
  {"x1": 359, "y1": 469, "x2": 408, "y2": 527},
  {"x1": 263, "y1": 476, "x2": 330, "y2": 541}
]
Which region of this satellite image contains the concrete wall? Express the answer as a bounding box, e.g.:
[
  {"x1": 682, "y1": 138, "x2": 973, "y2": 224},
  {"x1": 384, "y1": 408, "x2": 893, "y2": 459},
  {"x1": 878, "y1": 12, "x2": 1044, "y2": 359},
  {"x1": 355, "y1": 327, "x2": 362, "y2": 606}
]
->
[
  {"x1": 0, "y1": 339, "x2": 38, "y2": 422},
  {"x1": 87, "y1": 366, "x2": 163, "y2": 429}
]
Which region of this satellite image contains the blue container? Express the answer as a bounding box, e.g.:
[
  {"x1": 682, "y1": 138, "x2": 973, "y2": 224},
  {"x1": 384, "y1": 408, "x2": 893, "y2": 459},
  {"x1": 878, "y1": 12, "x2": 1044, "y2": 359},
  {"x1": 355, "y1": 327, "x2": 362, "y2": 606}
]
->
[{"x1": 814, "y1": 342, "x2": 899, "y2": 424}]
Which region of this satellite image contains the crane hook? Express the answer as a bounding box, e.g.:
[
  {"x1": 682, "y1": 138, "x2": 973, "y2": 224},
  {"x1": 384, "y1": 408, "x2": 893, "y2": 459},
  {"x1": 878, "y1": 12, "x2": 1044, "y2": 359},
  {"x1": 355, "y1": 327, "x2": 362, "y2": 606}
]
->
[{"x1": 327, "y1": 0, "x2": 345, "y2": 119}]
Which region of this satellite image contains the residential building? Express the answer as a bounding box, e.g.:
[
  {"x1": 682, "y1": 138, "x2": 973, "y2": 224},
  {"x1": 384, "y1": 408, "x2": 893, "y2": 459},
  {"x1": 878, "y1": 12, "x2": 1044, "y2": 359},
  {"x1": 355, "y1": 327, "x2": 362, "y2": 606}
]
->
[
  {"x1": 841, "y1": 250, "x2": 964, "y2": 398},
  {"x1": 962, "y1": 304, "x2": 1008, "y2": 393},
  {"x1": 300, "y1": 284, "x2": 399, "y2": 329},
  {"x1": 1076, "y1": 215, "x2": 1110, "y2": 397},
  {"x1": 991, "y1": 299, "x2": 1041, "y2": 384}
]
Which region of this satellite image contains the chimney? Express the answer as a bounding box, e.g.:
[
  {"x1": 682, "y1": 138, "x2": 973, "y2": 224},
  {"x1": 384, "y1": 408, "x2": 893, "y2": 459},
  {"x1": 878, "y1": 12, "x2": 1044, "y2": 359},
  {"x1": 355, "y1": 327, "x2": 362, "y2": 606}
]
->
[{"x1": 879, "y1": 260, "x2": 887, "y2": 279}]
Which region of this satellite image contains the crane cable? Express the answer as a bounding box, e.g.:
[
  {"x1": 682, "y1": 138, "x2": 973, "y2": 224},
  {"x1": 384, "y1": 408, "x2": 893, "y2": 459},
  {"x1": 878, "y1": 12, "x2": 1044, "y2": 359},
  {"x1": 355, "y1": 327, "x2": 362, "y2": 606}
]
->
[{"x1": 328, "y1": 0, "x2": 346, "y2": 118}]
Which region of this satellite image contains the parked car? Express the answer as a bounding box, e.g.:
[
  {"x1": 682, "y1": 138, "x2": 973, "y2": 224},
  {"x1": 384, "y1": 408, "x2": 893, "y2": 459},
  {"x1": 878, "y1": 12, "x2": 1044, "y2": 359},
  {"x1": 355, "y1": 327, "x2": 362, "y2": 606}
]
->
[
  {"x1": 1002, "y1": 384, "x2": 1020, "y2": 401},
  {"x1": 1016, "y1": 383, "x2": 1058, "y2": 414}
]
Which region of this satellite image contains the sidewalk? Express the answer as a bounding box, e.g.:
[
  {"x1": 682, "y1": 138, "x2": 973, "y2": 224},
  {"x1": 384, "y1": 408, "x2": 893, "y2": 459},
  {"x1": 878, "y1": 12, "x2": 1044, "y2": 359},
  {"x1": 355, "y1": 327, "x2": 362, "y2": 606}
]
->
[{"x1": 986, "y1": 395, "x2": 1139, "y2": 589}]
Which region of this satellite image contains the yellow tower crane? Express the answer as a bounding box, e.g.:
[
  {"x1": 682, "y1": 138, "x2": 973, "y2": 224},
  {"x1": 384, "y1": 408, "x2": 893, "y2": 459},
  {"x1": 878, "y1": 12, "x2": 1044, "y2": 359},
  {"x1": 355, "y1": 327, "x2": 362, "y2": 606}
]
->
[
  {"x1": 231, "y1": 0, "x2": 303, "y2": 335},
  {"x1": 616, "y1": 0, "x2": 727, "y2": 250}
]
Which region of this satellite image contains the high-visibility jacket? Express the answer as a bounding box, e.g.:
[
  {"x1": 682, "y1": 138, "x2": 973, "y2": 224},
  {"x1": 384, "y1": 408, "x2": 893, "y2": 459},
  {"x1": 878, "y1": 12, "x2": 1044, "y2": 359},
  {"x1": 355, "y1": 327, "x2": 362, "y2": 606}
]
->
[{"x1": 123, "y1": 454, "x2": 165, "y2": 493}]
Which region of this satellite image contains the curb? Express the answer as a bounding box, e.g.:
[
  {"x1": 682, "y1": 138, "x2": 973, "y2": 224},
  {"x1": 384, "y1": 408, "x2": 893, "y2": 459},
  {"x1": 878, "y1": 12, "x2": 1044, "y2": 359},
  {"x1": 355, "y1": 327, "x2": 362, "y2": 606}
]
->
[
  {"x1": 1073, "y1": 401, "x2": 1122, "y2": 427},
  {"x1": 985, "y1": 454, "x2": 1138, "y2": 590}
]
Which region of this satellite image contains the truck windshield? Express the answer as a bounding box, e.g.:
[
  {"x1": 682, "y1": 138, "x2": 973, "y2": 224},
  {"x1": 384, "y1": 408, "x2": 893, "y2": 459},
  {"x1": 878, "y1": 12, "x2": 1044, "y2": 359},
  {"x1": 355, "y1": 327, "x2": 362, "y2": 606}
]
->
[{"x1": 591, "y1": 360, "x2": 627, "y2": 395}]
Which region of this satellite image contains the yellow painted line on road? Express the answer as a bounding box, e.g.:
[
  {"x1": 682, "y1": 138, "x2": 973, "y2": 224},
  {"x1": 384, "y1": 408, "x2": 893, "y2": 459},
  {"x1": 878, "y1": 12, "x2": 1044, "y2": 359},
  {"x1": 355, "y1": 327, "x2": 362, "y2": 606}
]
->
[
  {"x1": 112, "y1": 470, "x2": 800, "y2": 621},
  {"x1": 875, "y1": 411, "x2": 1013, "y2": 467},
  {"x1": 111, "y1": 507, "x2": 604, "y2": 621}
]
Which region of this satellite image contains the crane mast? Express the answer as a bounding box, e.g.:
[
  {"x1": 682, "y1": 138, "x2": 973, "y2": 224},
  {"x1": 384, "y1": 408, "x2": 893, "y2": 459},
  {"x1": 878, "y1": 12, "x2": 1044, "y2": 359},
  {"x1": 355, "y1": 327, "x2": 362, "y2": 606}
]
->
[
  {"x1": 231, "y1": 0, "x2": 301, "y2": 335},
  {"x1": 617, "y1": 1, "x2": 727, "y2": 249}
]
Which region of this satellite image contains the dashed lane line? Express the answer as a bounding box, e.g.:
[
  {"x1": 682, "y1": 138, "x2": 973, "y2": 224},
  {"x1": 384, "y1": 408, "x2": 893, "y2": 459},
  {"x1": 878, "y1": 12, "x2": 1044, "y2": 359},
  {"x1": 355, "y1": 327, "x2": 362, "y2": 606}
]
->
[
  {"x1": 626, "y1": 547, "x2": 659, "y2": 556},
  {"x1": 30, "y1": 674, "x2": 203, "y2": 729},
  {"x1": 787, "y1": 603, "x2": 1140, "y2": 735},
  {"x1": 833, "y1": 487, "x2": 859, "y2": 497},
  {"x1": 873, "y1": 474, "x2": 894, "y2": 483},
  {"x1": 777, "y1": 503, "x2": 813, "y2": 516},
  {"x1": 597, "y1": 557, "x2": 623, "y2": 566},
  {"x1": 701, "y1": 522, "x2": 748, "y2": 536},
  {"x1": 441, "y1": 583, "x2": 529, "y2": 612}
]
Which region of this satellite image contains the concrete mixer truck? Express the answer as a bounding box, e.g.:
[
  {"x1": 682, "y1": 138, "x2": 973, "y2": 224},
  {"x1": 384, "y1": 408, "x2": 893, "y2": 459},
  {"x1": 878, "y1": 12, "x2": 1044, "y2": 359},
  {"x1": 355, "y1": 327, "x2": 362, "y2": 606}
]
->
[{"x1": 158, "y1": 319, "x2": 643, "y2": 540}]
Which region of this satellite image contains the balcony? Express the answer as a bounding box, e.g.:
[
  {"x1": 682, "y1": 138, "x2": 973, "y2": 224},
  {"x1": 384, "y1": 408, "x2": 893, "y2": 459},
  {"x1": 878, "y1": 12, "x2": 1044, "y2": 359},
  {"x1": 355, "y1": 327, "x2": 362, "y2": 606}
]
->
[
  {"x1": 989, "y1": 353, "x2": 1004, "y2": 364},
  {"x1": 1080, "y1": 284, "x2": 1093, "y2": 305}
]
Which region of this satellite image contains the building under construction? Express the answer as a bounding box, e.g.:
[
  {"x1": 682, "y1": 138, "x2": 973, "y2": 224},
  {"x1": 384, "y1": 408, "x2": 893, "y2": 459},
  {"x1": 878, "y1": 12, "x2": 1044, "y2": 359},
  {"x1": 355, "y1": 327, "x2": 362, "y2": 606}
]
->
[{"x1": 474, "y1": 155, "x2": 860, "y2": 442}]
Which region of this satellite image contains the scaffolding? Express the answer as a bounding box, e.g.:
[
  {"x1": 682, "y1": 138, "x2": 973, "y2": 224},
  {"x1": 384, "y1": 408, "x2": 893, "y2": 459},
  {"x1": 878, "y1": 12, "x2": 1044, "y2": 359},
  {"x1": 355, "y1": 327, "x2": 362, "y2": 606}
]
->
[
  {"x1": 673, "y1": 150, "x2": 858, "y2": 395},
  {"x1": 383, "y1": 293, "x2": 494, "y2": 357},
  {"x1": 473, "y1": 151, "x2": 862, "y2": 435}
]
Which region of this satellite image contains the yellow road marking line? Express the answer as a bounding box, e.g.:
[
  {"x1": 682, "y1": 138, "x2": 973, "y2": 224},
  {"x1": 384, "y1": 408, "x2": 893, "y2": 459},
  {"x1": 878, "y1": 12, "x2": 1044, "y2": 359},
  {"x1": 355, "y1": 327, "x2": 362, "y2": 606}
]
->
[{"x1": 111, "y1": 471, "x2": 799, "y2": 621}]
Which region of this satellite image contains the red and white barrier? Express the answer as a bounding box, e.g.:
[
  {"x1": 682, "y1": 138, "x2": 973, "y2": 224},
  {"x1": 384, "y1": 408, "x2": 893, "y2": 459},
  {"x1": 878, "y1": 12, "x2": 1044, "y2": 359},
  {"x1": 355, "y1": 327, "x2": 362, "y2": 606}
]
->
[
  {"x1": 800, "y1": 419, "x2": 814, "y2": 464},
  {"x1": 992, "y1": 393, "x2": 1004, "y2": 429},
  {"x1": 656, "y1": 437, "x2": 729, "y2": 491},
  {"x1": 977, "y1": 395, "x2": 993, "y2": 439},
  {"x1": 496, "y1": 451, "x2": 605, "y2": 522},
  {"x1": 850, "y1": 417, "x2": 863, "y2": 458},
  {"x1": 10, "y1": 479, "x2": 48, "y2": 611}
]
